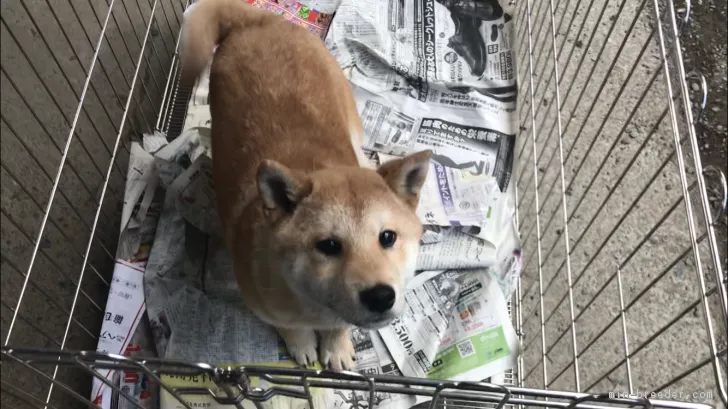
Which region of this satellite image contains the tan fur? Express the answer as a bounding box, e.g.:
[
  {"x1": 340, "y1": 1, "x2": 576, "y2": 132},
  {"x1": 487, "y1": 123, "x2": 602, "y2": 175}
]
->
[{"x1": 182, "y1": 0, "x2": 431, "y2": 370}]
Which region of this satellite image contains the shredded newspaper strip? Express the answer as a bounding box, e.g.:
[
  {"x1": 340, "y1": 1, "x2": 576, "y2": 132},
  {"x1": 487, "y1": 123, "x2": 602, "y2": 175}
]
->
[{"x1": 94, "y1": 0, "x2": 522, "y2": 407}]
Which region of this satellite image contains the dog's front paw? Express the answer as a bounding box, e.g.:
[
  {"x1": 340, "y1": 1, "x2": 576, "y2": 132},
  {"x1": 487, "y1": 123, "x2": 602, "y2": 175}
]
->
[
  {"x1": 278, "y1": 327, "x2": 318, "y2": 368},
  {"x1": 318, "y1": 328, "x2": 356, "y2": 371}
]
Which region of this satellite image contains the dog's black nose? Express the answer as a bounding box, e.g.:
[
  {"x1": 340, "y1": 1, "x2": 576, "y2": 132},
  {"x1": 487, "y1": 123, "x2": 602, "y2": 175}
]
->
[{"x1": 359, "y1": 285, "x2": 396, "y2": 313}]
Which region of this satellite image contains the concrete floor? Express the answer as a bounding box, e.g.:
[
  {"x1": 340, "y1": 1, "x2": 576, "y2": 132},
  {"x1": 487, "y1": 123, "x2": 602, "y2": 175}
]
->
[
  {"x1": 0, "y1": 0, "x2": 725, "y2": 408},
  {"x1": 514, "y1": 0, "x2": 727, "y2": 407}
]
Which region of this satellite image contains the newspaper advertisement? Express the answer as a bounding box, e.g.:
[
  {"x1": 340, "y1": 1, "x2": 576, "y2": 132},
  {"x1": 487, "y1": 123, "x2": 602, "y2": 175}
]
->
[
  {"x1": 377, "y1": 151, "x2": 515, "y2": 250},
  {"x1": 325, "y1": 0, "x2": 516, "y2": 102},
  {"x1": 353, "y1": 86, "x2": 518, "y2": 245},
  {"x1": 379, "y1": 269, "x2": 519, "y2": 382},
  {"x1": 353, "y1": 86, "x2": 516, "y2": 181}
]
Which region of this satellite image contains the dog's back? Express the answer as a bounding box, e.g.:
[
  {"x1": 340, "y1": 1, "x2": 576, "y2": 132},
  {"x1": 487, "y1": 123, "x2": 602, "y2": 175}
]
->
[{"x1": 181, "y1": 0, "x2": 365, "y2": 218}]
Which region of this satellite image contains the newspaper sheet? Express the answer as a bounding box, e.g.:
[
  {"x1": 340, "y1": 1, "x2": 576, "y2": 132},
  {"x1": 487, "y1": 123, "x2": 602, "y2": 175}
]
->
[
  {"x1": 91, "y1": 142, "x2": 163, "y2": 409},
  {"x1": 379, "y1": 269, "x2": 519, "y2": 382}
]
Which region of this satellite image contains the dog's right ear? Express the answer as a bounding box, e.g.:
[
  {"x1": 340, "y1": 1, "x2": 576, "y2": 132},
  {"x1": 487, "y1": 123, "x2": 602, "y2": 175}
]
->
[
  {"x1": 257, "y1": 160, "x2": 311, "y2": 216},
  {"x1": 377, "y1": 150, "x2": 432, "y2": 209}
]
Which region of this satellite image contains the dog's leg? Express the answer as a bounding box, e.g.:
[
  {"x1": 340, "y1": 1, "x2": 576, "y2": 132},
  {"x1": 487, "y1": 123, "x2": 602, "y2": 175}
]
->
[
  {"x1": 278, "y1": 327, "x2": 318, "y2": 367},
  {"x1": 318, "y1": 328, "x2": 356, "y2": 371}
]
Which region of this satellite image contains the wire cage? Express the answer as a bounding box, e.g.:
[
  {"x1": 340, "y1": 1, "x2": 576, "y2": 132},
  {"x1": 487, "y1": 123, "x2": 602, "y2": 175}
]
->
[{"x1": 0, "y1": 0, "x2": 726, "y2": 408}]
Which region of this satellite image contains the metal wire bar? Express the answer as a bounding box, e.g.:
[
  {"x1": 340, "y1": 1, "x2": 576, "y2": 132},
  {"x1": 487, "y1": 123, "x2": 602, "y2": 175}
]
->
[
  {"x1": 515, "y1": 0, "x2": 653, "y2": 239},
  {"x1": 516, "y1": 0, "x2": 726, "y2": 401},
  {"x1": 519, "y1": 104, "x2": 671, "y2": 300},
  {"x1": 10, "y1": 1, "x2": 129, "y2": 183},
  {"x1": 544, "y1": 0, "x2": 581, "y2": 391},
  {"x1": 532, "y1": 0, "x2": 626, "y2": 135},
  {"x1": 1, "y1": 260, "x2": 99, "y2": 343},
  {"x1": 521, "y1": 140, "x2": 676, "y2": 334},
  {"x1": 77, "y1": 0, "x2": 155, "y2": 136},
  {"x1": 153, "y1": 0, "x2": 181, "y2": 52},
  {"x1": 1, "y1": 209, "x2": 105, "y2": 315},
  {"x1": 519, "y1": 0, "x2": 613, "y2": 136},
  {"x1": 522, "y1": 217, "x2": 700, "y2": 378},
  {"x1": 649, "y1": 349, "x2": 728, "y2": 400},
  {"x1": 650, "y1": 0, "x2": 727, "y2": 400},
  {"x1": 118, "y1": 0, "x2": 165, "y2": 100},
  {"x1": 0, "y1": 348, "x2": 718, "y2": 409},
  {"x1": 54, "y1": 0, "x2": 147, "y2": 143},
  {"x1": 515, "y1": 0, "x2": 585, "y2": 163},
  {"x1": 1, "y1": 0, "x2": 122, "y2": 345},
  {"x1": 36, "y1": 0, "x2": 140, "y2": 151},
  {"x1": 154, "y1": 1, "x2": 188, "y2": 131},
  {"x1": 515, "y1": 0, "x2": 549, "y2": 80},
  {"x1": 663, "y1": 0, "x2": 727, "y2": 324},
  {"x1": 40, "y1": 1, "x2": 163, "y2": 405},
  {"x1": 529, "y1": 17, "x2": 658, "y2": 243},
  {"x1": 515, "y1": 0, "x2": 545, "y2": 74},
  {"x1": 0, "y1": 23, "x2": 123, "y2": 204},
  {"x1": 73, "y1": 357, "x2": 146, "y2": 409},
  {"x1": 582, "y1": 289, "x2": 717, "y2": 392},
  {"x1": 534, "y1": 59, "x2": 664, "y2": 272},
  {"x1": 0, "y1": 115, "x2": 116, "y2": 262},
  {"x1": 0, "y1": 380, "x2": 63, "y2": 409},
  {"x1": 523, "y1": 0, "x2": 549, "y2": 388},
  {"x1": 104, "y1": 5, "x2": 160, "y2": 134},
  {"x1": 0, "y1": 300, "x2": 63, "y2": 348},
  {"x1": 539, "y1": 196, "x2": 689, "y2": 358},
  {"x1": 2, "y1": 352, "x2": 104, "y2": 409},
  {"x1": 0, "y1": 0, "x2": 725, "y2": 407},
  {"x1": 1, "y1": 164, "x2": 113, "y2": 286}
]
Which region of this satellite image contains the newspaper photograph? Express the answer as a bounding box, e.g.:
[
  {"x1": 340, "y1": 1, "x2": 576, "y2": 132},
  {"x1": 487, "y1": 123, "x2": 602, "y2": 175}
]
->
[
  {"x1": 325, "y1": 0, "x2": 516, "y2": 100},
  {"x1": 379, "y1": 269, "x2": 519, "y2": 382},
  {"x1": 378, "y1": 151, "x2": 511, "y2": 249}
]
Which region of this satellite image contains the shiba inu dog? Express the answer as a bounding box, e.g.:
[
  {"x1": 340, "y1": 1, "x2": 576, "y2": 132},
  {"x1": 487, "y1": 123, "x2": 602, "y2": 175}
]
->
[{"x1": 181, "y1": 0, "x2": 431, "y2": 370}]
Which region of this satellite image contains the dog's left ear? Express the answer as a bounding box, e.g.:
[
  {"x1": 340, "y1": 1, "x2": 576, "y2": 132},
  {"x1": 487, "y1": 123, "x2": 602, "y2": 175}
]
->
[
  {"x1": 257, "y1": 160, "x2": 312, "y2": 217},
  {"x1": 378, "y1": 150, "x2": 432, "y2": 209}
]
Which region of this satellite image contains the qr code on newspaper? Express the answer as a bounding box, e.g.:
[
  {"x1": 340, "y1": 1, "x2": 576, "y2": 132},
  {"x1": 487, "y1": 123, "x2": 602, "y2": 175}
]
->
[{"x1": 457, "y1": 340, "x2": 476, "y2": 358}]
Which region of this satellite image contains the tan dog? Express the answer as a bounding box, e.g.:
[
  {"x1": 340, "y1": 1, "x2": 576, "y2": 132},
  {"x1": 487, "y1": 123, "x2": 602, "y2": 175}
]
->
[{"x1": 181, "y1": 0, "x2": 431, "y2": 370}]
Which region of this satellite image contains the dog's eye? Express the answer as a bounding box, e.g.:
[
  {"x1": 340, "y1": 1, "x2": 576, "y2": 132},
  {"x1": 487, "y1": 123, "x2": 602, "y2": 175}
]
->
[
  {"x1": 379, "y1": 230, "x2": 397, "y2": 248},
  {"x1": 316, "y1": 239, "x2": 342, "y2": 256}
]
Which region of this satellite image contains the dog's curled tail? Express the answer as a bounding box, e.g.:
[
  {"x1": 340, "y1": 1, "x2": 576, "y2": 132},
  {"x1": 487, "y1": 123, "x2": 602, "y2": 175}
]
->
[{"x1": 180, "y1": 0, "x2": 266, "y2": 87}]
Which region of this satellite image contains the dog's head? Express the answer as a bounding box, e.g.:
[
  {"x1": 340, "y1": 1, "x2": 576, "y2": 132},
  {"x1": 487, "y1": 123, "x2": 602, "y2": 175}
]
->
[{"x1": 257, "y1": 151, "x2": 431, "y2": 329}]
